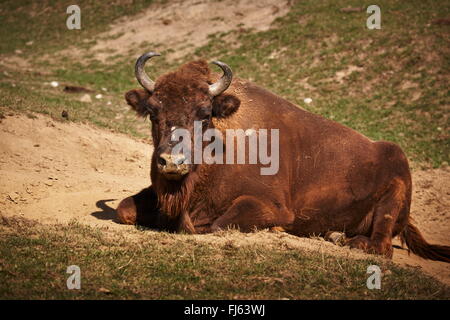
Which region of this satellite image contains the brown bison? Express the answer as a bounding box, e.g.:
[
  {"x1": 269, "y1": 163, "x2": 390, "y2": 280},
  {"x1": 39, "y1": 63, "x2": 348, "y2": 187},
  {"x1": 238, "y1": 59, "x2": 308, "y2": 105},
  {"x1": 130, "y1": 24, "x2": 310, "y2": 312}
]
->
[{"x1": 117, "y1": 52, "x2": 450, "y2": 262}]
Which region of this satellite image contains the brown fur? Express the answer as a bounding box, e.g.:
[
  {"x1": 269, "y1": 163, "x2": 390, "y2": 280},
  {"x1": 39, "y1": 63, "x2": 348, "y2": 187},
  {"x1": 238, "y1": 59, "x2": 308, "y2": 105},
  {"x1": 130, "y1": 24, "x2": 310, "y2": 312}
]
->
[
  {"x1": 117, "y1": 59, "x2": 450, "y2": 263},
  {"x1": 154, "y1": 60, "x2": 211, "y2": 102},
  {"x1": 116, "y1": 197, "x2": 137, "y2": 225}
]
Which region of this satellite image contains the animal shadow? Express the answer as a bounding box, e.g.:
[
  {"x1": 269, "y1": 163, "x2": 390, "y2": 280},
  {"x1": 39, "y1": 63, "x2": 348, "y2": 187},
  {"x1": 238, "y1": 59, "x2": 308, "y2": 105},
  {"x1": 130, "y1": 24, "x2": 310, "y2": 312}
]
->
[{"x1": 91, "y1": 199, "x2": 119, "y2": 223}]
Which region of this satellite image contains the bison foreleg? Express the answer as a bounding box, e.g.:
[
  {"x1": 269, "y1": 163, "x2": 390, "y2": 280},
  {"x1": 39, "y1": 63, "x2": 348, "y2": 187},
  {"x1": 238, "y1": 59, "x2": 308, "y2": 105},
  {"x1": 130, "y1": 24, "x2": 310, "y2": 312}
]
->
[
  {"x1": 116, "y1": 186, "x2": 160, "y2": 227},
  {"x1": 211, "y1": 195, "x2": 294, "y2": 233}
]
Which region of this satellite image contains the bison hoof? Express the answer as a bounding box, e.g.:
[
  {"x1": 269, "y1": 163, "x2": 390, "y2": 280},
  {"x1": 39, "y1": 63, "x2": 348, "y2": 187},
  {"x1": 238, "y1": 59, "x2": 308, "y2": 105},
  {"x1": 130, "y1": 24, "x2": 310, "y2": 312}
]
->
[
  {"x1": 116, "y1": 197, "x2": 137, "y2": 225},
  {"x1": 269, "y1": 226, "x2": 286, "y2": 233},
  {"x1": 324, "y1": 231, "x2": 346, "y2": 246}
]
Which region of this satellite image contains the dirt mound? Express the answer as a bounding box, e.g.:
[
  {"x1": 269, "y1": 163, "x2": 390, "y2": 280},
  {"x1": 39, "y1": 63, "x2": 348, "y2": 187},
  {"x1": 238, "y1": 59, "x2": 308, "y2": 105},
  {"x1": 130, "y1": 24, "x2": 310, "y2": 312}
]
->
[
  {"x1": 59, "y1": 0, "x2": 289, "y2": 63},
  {"x1": 0, "y1": 114, "x2": 151, "y2": 229},
  {"x1": 0, "y1": 114, "x2": 449, "y2": 284}
]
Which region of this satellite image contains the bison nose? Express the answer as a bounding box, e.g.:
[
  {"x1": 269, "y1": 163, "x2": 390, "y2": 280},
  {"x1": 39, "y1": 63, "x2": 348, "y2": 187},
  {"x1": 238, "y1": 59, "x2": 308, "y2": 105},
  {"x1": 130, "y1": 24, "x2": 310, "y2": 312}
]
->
[
  {"x1": 157, "y1": 153, "x2": 189, "y2": 180},
  {"x1": 158, "y1": 155, "x2": 167, "y2": 166},
  {"x1": 158, "y1": 153, "x2": 187, "y2": 166}
]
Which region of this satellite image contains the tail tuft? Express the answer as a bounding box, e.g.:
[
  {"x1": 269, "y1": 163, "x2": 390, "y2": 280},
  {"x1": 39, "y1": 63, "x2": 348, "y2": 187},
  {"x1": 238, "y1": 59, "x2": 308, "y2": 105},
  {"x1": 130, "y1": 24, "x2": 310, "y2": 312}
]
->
[{"x1": 400, "y1": 222, "x2": 450, "y2": 263}]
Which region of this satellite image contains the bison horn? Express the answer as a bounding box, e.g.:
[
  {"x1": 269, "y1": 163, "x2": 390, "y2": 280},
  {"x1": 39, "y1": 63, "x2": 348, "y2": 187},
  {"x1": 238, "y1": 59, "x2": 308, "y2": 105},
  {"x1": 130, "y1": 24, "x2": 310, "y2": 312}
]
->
[
  {"x1": 135, "y1": 52, "x2": 160, "y2": 92},
  {"x1": 209, "y1": 61, "x2": 233, "y2": 96}
]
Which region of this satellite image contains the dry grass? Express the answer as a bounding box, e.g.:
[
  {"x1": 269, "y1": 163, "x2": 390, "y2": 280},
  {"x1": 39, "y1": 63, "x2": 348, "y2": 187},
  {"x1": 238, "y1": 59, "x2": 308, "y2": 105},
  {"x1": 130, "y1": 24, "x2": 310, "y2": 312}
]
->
[{"x1": 0, "y1": 216, "x2": 449, "y2": 299}]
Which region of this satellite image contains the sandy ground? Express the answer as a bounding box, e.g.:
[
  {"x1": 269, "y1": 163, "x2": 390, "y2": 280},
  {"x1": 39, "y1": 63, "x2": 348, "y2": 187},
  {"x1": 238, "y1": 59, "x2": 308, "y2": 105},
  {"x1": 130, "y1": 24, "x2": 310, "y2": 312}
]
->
[
  {"x1": 0, "y1": 114, "x2": 448, "y2": 284},
  {"x1": 0, "y1": 114, "x2": 151, "y2": 229}
]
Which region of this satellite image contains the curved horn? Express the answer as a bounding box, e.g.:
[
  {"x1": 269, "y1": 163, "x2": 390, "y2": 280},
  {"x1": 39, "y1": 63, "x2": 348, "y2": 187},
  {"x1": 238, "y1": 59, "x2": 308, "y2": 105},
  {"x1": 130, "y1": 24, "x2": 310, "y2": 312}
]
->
[
  {"x1": 208, "y1": 61, "x2": 233, "y2": 96},
  {"x1": 135, "y1": 52, "x2": 160, "y2": 92}
]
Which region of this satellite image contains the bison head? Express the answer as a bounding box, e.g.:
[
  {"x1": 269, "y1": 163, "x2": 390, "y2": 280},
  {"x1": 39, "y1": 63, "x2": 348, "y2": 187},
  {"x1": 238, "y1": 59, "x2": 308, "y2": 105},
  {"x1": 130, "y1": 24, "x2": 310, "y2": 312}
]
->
[{"x1": 125, "y1": 52, "x2": 240, "y2": 181}]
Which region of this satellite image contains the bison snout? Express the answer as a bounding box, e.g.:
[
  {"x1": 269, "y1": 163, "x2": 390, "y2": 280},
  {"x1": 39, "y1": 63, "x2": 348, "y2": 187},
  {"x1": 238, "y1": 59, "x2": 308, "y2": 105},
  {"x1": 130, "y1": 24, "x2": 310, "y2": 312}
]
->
[
  {"x1": 157, "y1": 153, "x2": 189, "y2": 180},
  {"x1": 158, "y1": 153, "x2": 186, "y2": 166}
]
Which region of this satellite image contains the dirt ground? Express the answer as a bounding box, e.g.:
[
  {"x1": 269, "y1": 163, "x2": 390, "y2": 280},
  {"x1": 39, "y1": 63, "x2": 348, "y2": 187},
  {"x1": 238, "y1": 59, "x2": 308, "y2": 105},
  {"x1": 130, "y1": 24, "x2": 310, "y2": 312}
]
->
[{"x1": 0, "y1": 114, "x2": 448, "y2": 284}]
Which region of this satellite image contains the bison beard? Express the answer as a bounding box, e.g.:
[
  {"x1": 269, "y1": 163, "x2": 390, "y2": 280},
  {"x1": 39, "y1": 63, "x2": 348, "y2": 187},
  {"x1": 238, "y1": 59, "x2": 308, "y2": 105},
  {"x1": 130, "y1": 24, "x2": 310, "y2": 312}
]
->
[
  {"x1": 117, "y1": 52, "x2": 450, "y2": 263},
  {"x1": 153, "y1": 170, "x2": 198, "y2": 221}
]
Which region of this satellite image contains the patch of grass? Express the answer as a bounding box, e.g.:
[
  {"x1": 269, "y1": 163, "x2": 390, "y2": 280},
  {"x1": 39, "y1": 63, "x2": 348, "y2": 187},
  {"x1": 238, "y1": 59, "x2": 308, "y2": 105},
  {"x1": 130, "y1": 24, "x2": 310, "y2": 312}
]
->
[
  {"x1": 0, "y1": 0, "x2": 159, "y2": 55},
  {"x1": 0, "y1": 217, "x2": 448, "y2": 299}
]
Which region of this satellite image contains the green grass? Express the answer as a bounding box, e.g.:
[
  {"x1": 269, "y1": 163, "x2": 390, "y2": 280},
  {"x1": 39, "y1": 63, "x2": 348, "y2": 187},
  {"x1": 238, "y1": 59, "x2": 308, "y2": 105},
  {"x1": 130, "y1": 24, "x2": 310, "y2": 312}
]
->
[
  {"x1": 0, "y1": 216, "x2": 448, "y2": 299},
  {"x1": 0, "y1": 0, "x2": 160, "y2": 55}
]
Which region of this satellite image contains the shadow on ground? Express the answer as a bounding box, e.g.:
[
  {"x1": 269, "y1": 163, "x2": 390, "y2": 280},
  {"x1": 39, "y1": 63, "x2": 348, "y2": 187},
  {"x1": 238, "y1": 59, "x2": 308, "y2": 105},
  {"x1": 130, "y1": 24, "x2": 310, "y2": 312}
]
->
[{"x1": 91, "y1": 199, "x2": 118, "y2": 222}]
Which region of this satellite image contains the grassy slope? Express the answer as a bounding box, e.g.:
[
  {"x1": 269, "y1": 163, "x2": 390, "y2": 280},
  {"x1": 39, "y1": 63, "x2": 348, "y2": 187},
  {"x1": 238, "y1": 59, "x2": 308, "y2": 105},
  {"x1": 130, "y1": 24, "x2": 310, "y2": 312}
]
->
[
  {"x1": 0, "y1": 217, "x2": 448, "y2": 299},
  {"x1": 0, "y1": 0, "x2": 449, "y2": 299}
]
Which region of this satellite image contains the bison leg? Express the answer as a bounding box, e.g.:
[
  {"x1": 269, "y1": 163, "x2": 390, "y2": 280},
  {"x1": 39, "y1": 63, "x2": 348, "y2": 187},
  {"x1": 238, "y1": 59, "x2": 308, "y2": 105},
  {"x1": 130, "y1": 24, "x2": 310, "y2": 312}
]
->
[
  {"x1": 116, "y1": 186, "x2": 159, "y2": 227},
  {"x1": 347, "y1": 177, "x2": 408, "y2": 258},
  {"x1": 211, "y1": 195, "x2": 294, "y2": 233}
]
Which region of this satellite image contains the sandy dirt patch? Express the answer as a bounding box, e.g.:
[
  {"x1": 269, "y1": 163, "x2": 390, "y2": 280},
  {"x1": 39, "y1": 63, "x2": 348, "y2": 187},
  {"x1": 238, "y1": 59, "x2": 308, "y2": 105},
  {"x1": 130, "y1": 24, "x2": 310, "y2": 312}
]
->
[
  {"x1": 58, "y1": 0, "x2": 289, "y2": 63},
  {"x1": 0, "y1": 114, "x2": 151, "y2": 229}
]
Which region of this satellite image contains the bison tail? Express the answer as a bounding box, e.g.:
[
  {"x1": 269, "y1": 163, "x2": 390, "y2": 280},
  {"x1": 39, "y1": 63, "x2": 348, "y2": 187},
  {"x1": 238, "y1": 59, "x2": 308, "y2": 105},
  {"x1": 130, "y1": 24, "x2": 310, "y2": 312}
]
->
[{"x1": 400, "y1": 222, "x2": 450, "y2": 263}]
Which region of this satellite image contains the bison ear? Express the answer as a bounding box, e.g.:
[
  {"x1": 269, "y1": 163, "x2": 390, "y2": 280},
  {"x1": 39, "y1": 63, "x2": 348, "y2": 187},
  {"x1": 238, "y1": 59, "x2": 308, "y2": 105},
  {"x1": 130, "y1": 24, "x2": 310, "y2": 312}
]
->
[
  {"x1": 212, "y1": 94, "x2": 240, "y2": 119},
  {"x1": 125, "y1": 89, "x2": 152, "y2": 117}
]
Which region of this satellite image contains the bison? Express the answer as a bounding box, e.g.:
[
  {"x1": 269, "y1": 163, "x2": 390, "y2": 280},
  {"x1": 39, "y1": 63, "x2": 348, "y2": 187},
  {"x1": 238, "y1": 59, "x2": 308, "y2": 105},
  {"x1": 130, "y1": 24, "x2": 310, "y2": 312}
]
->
[{"x1": 117, "y1": 51, "x2": 450, "y2": 262}]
